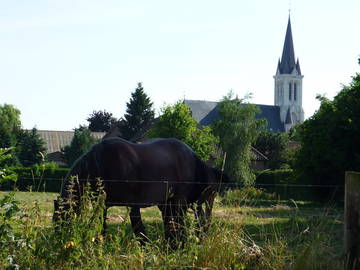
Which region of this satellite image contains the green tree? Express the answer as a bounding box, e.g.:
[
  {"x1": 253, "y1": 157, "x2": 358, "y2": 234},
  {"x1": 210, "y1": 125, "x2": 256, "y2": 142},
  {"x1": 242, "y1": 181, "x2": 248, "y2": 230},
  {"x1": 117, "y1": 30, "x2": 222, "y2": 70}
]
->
[
  {"x1": 295, "y1": 58, "x2": 360, "y2": 194},
  {"x1": 62, "y1": 128, "x2": 97, "y2": 167},
  {"x1": 121, "y1": 83, "x2": 155, "y2": 139},
  {"x1": 147, "y1": 102, "x2": 218, "y2": 161},
  {"x1": 87, "y1": 110, "x2": 118, "y2": 132},
  {"x1": 212, "y1": 92, "x2": 265, "y2": 185},
  {"x1": 16, "y1": 128, "x2": 46, "y2": 167},
  {"x1": 0, "y1": 104, "x2": 21, "y2": 148},
  {"x1": 254, "y1": 130, "x2": 289, "y2": 170}
]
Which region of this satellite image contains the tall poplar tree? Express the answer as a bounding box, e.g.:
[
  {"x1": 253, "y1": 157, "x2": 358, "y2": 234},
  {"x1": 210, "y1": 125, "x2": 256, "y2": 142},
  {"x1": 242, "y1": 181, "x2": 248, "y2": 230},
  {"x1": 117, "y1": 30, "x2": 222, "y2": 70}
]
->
[
  {"x1": 212, "y1": 92, "x2": 265, "y2": 185},
  {"x1": 121, "y1": 83, "x2": 154, "y2": 140}
]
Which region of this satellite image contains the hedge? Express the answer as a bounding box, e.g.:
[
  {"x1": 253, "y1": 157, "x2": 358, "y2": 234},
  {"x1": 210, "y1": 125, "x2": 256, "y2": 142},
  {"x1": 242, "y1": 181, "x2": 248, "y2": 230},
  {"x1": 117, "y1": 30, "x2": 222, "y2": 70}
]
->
[
  {"x1": 255, "y1": 169, "x2": 343, "y2": 201},
  {"x1": 255, "y1": 169, "x2": 317, "y2": 201},
  {"x1": 256, "y1": 169, "x2": 294, "y2": 185},
  {"x1": 1, "y1": 167, "x2": 69, "y2": 193}
]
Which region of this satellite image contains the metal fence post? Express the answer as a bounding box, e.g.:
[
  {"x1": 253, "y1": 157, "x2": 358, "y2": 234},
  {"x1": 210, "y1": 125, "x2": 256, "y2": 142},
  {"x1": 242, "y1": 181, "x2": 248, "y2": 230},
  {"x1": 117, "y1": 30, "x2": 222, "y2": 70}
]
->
[{"x1": 345, "y1": 171, "x2": 360, "y2": 269}]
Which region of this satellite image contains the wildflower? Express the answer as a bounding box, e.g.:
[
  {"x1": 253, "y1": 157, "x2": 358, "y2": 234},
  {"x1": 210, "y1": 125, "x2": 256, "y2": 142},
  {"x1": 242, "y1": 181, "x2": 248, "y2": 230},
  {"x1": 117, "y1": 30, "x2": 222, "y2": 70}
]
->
[
  {"x1": 91, "y1": 235, "x2": 104, "y2": 242},
  {"x1": 64, "y1": 241, "x2": 75, "y2": 249}
]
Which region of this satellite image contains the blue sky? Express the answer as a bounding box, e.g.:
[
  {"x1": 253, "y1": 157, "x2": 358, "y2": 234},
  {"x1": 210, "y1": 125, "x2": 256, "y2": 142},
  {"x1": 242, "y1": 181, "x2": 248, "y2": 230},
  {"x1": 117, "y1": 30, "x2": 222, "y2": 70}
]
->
[{"x1": 0, "y1": 0, "x2": 359, "y2": 130}]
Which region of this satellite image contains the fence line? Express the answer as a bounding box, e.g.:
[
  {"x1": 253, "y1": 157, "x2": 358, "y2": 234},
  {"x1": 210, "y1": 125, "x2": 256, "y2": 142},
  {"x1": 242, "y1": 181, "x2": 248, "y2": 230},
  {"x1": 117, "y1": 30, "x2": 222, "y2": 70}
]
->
[{"x1": 3, "y1": 176, "x2": 344, "y2": 188}]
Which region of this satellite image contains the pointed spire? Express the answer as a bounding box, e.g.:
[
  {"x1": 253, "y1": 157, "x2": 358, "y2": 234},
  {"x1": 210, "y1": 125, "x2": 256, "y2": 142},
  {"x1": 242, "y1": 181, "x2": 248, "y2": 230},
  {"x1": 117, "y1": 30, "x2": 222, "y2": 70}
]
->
[
  {"x1": 278, "y1": 16, "x2": 299, "y2": 74},
  {"x1": 285, "y1": 107, "x2": 293, "y2": 124},
  {"x1": 296, "y1": 58, "x2": 302, "y2": 75}
]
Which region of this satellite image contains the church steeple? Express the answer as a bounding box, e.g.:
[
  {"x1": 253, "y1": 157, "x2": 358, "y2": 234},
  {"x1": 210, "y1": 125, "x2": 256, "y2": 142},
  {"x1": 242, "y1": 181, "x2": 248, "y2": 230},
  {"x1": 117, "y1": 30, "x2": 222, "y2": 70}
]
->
[
  {"x1": 274, "y1": 15, "x2": 304, "y2": 131},
  {"x1": 277, "y1": 16, "x2": 301, "y2": 75}
]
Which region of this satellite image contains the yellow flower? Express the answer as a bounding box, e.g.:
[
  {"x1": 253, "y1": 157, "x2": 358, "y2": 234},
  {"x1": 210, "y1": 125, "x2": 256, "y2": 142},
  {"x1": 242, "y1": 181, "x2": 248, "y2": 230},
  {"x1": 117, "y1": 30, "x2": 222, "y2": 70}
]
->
[
  {"x1": 91, "y1": 235, "x2": 104, "y2": 242},
  {"x1": 64, "y1": 241, "x2": 75, "y2": 249}
]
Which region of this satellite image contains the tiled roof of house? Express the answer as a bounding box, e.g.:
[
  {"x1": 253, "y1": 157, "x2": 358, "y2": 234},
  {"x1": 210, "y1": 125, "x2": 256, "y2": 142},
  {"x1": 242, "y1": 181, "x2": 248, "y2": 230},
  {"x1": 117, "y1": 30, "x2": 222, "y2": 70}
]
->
[
  {"x1": 184, "y1": 100, "x2": 285, "y2": 132},
  {"x1": 36, "y1": 130, "x2": 105, "y2": 154}
]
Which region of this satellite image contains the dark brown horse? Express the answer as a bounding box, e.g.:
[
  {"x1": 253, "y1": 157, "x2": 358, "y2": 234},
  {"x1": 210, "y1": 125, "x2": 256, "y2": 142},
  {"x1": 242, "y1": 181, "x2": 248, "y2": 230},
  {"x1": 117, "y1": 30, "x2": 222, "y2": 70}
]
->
[{"x1": 53, "y1": 137, "x2": 226, "y2": 244}]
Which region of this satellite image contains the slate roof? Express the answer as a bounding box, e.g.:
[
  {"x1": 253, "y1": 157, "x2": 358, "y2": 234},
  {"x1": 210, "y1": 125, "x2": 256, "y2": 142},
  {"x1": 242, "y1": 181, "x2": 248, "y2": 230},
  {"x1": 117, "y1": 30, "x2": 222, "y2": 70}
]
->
[
  {"x1": 36, "y1": 130, "x2": 106, "y2": 154},
  {"x1": 184, "y1": 100, "x2": 285, "y2": 132},
  {"x1": 278, "y1": 16, "x2": 301, "y2": 75}
]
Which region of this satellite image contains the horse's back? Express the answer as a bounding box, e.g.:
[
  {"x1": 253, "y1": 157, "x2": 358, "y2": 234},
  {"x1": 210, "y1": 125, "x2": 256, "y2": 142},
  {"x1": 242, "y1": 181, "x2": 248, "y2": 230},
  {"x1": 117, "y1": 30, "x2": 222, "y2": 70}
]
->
[{"x1": 96, "y1": 138, "x2": 198, "y2": 205}]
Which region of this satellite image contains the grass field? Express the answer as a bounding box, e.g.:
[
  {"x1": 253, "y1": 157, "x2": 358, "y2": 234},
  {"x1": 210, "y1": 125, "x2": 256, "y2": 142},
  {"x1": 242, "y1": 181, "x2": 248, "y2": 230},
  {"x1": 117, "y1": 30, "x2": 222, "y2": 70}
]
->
[{"x1": 0, "y1": 189, "x2": 345, "y2": 269}]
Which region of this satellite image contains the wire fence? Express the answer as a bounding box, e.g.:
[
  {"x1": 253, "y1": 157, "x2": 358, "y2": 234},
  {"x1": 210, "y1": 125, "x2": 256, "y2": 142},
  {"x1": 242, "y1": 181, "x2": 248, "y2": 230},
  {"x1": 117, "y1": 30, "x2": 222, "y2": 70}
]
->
[
  {"x1": 0, "y1": 179, "x2": 345, "y2": 226},
  {"x1": 1, "y1": 176, "x2": 345, "y2": 215}
]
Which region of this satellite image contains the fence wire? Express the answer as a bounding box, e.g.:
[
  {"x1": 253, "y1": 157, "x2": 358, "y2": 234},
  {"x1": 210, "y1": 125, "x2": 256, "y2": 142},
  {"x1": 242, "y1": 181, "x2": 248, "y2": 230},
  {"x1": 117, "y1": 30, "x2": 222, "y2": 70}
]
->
[
  {"x1": 2, "y1": 176, "x2": 345, "y2": 220},
  {"x1": 1, "y1": 176, "x2": 344, "y2": 187}
]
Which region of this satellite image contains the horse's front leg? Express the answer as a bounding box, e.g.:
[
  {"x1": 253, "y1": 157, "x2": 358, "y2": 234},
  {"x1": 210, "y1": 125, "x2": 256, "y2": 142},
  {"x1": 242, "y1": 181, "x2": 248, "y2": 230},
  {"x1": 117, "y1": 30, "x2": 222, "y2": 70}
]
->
[
  {"x1": 194, "y1": 203, "x2": 206, "y2": 235},
  {"x1": 102, "y1": 206, "x2": 108, "y2": 235},
  {"x1": 129, "y1": 207, "x2": 146, "y2": 243},
  {"x1": 159, "y1": 203, "x2": 187, "y2": 249}
]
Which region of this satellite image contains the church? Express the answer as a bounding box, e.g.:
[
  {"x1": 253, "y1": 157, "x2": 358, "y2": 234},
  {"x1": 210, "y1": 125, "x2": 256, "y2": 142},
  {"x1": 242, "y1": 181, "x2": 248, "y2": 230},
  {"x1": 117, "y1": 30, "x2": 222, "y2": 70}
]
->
[{"x1": 185, "y1": 16, "x2": 304, "y2": 132}]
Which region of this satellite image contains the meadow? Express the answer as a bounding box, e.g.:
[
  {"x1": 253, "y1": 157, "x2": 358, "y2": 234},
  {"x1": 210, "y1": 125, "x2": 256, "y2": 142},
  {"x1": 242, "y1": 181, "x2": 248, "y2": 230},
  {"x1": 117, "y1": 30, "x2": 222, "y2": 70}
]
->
[{"x1": 0, "y1": 188, "x2": 344, "y2": 269}]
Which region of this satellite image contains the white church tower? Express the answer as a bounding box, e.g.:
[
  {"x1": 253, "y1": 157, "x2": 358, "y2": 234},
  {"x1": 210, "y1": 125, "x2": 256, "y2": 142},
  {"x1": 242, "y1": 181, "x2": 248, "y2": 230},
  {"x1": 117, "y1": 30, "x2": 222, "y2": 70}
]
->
[{"x1": 274, "y1": 16, "x2": 304, "y2": 132}]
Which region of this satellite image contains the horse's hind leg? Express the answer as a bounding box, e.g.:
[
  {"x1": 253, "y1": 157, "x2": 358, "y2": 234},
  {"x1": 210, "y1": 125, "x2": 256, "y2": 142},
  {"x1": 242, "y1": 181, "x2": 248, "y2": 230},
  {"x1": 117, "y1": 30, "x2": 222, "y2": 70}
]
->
[{"x1": 129, "y1": 207, "x2": 146, "y2": 243}]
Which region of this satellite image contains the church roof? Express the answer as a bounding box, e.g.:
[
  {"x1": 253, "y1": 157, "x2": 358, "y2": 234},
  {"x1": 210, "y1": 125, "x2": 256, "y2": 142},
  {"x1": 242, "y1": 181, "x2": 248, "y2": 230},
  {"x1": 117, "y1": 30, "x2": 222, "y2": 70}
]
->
[
  {"x1": 184, "y1": 100, "x2": 285, "y2": 132},
  {"x1": 278, "y1": 16, "x2": 301, "y2": 75}
]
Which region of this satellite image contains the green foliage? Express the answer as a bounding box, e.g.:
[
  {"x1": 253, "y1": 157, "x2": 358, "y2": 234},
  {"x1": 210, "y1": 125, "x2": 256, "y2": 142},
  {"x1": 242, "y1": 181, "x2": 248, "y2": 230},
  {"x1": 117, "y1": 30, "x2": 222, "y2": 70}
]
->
[
  {"x1": 295, "y1": 62, "x2": 360, "y2": 193},
  {"x1": 0, "y1": 192, "x2": 21, "y2": 245},
  {"x1": 0, "y1": 148, "x2": 18, "y2": 185},
  {"x1": 147, "y1": 102, "x2": 218, "y2": 161},
  {"x1": 121, "y1": 82, "x2": 155, "y2": 139},
  {"x1": 16, "y1": 128, "x2": 47, "y2": 167},
  {"x1": 62, "y1": 128, "x2": 97, "y2": 167},
  {"x1": 254, "y1": 130, "x2": 289, "y2": 169},
  {"x1": 221, "y1": 187, "x2": 276, "y2": 206},
  {"x1": 256, "y1": 169, "x2": 321, "y2": 201},
  {"x1": 212, "y1": 92, "x2": 266, "y2": 185},
  {"x1": 288, "y1": 123, "x2": 303, "y2": 141},
  {"x1": 1, "y1": 166, "x2": 67, "y2": 192},
  {"x1": 87, "y1": 110, "x2": 118, "y2": 132},
  {"x1": 256, "y1": 169, "x2": 294, "y2": 185},
  {"x1": 0, "y1": 104, "x2": 21, "y2": 149}
]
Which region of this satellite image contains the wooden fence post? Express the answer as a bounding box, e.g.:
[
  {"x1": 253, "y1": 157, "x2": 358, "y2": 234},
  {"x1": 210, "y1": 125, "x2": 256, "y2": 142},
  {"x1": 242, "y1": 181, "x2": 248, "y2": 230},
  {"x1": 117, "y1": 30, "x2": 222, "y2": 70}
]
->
[{"x1": 345, "y1": 171, "x2": 360, "y2": 269}]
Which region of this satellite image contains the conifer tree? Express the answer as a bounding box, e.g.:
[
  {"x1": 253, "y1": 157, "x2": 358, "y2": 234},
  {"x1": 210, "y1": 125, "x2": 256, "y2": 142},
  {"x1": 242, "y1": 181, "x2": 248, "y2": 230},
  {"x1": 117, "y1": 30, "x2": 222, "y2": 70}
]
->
[
  {"x1": 62, "y1": 128, "x2": 97, "y2": 167},
  {"x1": 121, "y1": 83, "x2": 154, "y2": 139},
  {"x1": 16, "y1": 128, "x2": 46, "y2": 166}
]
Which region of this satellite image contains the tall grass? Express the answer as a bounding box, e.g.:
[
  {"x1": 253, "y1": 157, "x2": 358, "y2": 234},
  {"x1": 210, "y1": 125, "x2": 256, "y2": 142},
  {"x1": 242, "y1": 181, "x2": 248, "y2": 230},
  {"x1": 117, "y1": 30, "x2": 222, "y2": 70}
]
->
[{"x1": 0, "y1": 187, "x2": 344, "y2": 269}]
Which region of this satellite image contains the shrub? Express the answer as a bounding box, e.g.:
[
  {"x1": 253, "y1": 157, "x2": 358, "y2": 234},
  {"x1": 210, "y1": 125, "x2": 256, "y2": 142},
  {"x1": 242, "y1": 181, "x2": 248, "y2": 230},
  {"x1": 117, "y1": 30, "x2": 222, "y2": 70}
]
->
[
  {"x1": 256, "y1": 169, "x2": 320, "y2": 201},
  {"x1": 256, "y1": 169, "x2": 294, "y2": 185},
  {"x1": 1, "y1": 166, "x2": 68, "y2": 192}
]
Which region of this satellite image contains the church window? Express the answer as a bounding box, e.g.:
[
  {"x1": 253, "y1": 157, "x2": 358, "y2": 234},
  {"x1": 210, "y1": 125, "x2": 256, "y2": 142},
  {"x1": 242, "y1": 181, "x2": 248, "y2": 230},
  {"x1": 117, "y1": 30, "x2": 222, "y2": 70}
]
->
[
  {"x1": 289, "y1": 83, "x2": 292, "y2": 101},
  {"x1": 294, "y1": 83, "x2": 297, "y2": 101}
]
